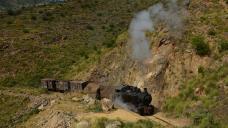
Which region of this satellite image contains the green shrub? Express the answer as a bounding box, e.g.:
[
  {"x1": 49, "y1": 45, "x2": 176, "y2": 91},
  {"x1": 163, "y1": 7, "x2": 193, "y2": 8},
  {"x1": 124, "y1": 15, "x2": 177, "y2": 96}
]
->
[
  {"x1": 92, "y1": 118, "x2": 108, "y2": 128},
  {"x1": 198, "y1": 66, "x2": 205, "y2": 74},
  {"x1": 0, "y1": 77, "x2": 17, "y2": 87},
  {"x1": 163, "y1": 97, "x2": 184, "y2": 115},
  {"x1": 86, "y1": 25, "x2": 94, "y2": 30},
  {"x1": 42, "y1": 12, "x2": 54, "y2": 21},
  {"x1": 132, "y1": 120, "x2": 154, "y2": 128},
  {"x1": 104, "y1": 39, "x2": 116, "y2": 48},
  {"x1": 219, "y1": 39, "x2": 228, "y2": 52},
  {"x1": 60, "y1": 13, "x2": 65, "y2": 17},
  {"x1": 31, "y1": 15, "x2": 37, "y2": 20},
  {"x1": 192, "y1": 111, "x2": 221, "y2": 128},
  {"x1": 191, "y1": 36, "x2": 210, "y2": 56},
  {"x1": 87, "y1": 102, "x2": 103, "y2": 112},
  {"x1": 79, "y1": 51, "x2": 89, "y2": 59},
  {"x1": 7, "y1": 9, "x2": 21, "y2": 16},
  {"x1": 23, "y1": 28, "x2": 30, "y2": 33},
  {"x1": 97, "y1": 13, "x2": 102, "y2": 16},
  {"x1": 207, "y1": 29, "x2": 216, "y2": 36}
]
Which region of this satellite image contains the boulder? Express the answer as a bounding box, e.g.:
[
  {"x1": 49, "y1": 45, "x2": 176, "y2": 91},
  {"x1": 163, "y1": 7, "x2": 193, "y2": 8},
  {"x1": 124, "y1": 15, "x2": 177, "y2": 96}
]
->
[
  {"x1": 38, "y1": 104, "x2": 44, "y2": 111},
  {"x1": 72, "y1": 97, "x2": 82, "y2": 102},
  {"x1": 101, "y1": 98, "x2": 114, "y2": 112},
  {"x1": 83, "y1": 95, "x2": 96, "y2": 105},
  {"x1": 37, "y1": 100, "x2": 49, "y2": 111},
  {"x1": 50, "y1": 100, "x2": 56, "y2": 106}
]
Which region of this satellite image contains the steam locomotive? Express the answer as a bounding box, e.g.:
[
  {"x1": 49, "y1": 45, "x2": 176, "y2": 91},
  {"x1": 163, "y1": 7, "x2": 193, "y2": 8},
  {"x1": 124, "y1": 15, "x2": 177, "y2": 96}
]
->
[{"x1": 112, "y1": 84, "x2": 154, "y2": 116}]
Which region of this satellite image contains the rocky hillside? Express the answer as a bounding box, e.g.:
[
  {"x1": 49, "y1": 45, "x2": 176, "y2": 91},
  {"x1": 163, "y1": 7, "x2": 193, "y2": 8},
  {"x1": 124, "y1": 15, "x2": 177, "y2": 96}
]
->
[
  {"x1": 0, "y1": 0, "x2": 227, "y2": 128},
  {"x1": 0, "y1": 0, "x2": 158, "y2": 88}
]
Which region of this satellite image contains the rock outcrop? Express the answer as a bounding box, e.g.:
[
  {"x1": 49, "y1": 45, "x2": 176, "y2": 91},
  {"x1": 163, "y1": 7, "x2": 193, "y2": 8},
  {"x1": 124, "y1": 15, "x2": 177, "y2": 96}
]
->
[
  {"x1": 37, "y1": 111, "x2": 74, "y2": 128},
  {"x1": 101, "y1": 98, "x2": 114, "y2": 112}
]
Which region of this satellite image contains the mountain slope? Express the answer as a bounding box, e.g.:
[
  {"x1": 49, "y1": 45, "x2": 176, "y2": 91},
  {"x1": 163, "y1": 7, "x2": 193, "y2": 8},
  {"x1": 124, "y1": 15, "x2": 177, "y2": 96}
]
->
[
  {"x1": 0, "y1": 0, "x2": 227, "y2": 128},
  {"x1": 0, "y1": 0, "x2": 158, "y2": 88}
]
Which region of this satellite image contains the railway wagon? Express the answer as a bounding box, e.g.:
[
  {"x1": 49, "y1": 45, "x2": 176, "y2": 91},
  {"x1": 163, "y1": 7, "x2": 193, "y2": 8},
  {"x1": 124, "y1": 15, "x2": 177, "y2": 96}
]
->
[
  {"x1": 69, "y1": 81, "x2": 88, "y2": 92},
  {"x1": 56, "y1": 80, "x2": 69, "y2": 92}
]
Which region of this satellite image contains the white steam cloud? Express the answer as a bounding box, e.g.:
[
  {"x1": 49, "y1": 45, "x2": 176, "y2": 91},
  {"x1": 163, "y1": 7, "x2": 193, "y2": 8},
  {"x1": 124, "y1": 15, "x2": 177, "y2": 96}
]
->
[
  {"x1": 129, "y1": 0, "x2": 187, "y2": 61},
  {"x1": 113, "y1": 97, "x2": 138, "y2": 113},
  {"x1": 129, "y1": 11, "x2": 154, "y2": 61}
]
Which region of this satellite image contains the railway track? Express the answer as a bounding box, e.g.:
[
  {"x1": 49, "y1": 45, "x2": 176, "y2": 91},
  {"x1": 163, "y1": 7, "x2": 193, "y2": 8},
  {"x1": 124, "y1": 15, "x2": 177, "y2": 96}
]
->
[
  {"x1": 149, "y1": 115, "x2": 175, "y2": 127},
  {"x1": 127, "y1": 110, "x2": 175, "y2": 127}
]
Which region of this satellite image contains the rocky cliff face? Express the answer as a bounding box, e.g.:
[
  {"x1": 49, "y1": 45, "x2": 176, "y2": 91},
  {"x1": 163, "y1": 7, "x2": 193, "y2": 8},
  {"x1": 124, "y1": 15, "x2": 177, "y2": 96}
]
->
[{"x1": 89, "y1": 27, "x2": 222, "y2": 108}]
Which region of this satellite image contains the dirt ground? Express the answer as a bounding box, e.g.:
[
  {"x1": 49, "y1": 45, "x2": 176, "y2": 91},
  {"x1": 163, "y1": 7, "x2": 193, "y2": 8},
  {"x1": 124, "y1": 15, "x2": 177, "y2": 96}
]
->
[{"x1": 12, "y1": 91, "x2": 191, "y2": 128}]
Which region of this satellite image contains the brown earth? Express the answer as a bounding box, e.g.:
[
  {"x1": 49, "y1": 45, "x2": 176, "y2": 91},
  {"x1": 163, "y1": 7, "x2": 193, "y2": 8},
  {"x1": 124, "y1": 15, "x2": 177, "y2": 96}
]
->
[
  {"x1": 14, "y1": 91, "x2": 191, "y2": 128},
  {"x1": 80, "y1": 109, "x2": 191, "y2": 128}
]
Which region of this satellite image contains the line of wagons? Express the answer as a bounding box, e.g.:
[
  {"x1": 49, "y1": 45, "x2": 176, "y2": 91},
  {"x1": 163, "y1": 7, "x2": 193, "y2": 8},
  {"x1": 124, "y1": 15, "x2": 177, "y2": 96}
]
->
[{"x1": 41, "y1": 78, "x2": 89, "y2": 93}]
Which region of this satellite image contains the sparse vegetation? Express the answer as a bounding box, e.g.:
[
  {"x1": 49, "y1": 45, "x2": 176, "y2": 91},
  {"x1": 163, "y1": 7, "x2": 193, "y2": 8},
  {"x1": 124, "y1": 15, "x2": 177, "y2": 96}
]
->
[
  {"x1": 0, "y1": 95, "x2": 30, "y2": 127},
  {"x1": 198, "y1": 66, "x2": 205, "y2": 75},
  {"x1": 0, "y1": 0, "x2": 158, "y2": 88},
  {"x1": 79, "y1": 118, "x2": 162, "y2": 128},
  {"x1": 190, "y1": 110, "x2": 221, "y2": 128},
  {"x1": 163, "y1": 65, "x2": 228, "y2": 127},
  {"x1": 0, "y1": 0, "x2": 227, "y2": 127},
  {"x1": 92, "y1": 118, "x2": 108, "y2": 128},
  {"x1": 86, "y1": 101, "x2": 103, "y2": 113}
]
